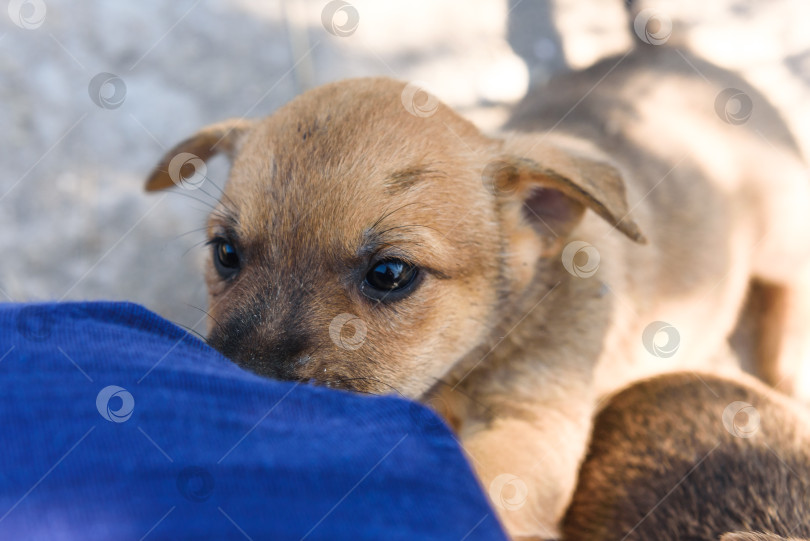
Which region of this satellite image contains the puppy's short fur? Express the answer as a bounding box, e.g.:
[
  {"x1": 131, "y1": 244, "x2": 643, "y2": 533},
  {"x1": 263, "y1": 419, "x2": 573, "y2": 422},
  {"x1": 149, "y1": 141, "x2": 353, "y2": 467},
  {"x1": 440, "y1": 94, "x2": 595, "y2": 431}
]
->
[
  {"x1": 563, "y1": 372, "x2": 810, "y2": 541},
  {"x1": 146, "y1": 45, "x2": 810, "y2": 538}
]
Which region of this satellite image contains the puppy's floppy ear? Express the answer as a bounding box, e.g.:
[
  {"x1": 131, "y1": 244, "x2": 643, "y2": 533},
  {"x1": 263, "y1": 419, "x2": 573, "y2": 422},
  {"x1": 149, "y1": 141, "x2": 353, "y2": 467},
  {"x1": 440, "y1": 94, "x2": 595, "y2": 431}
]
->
[
  {"x1": 145, "y1": 118, "x2": 254, "y2": 191},
  {"x1": 490, "y1": 133, "x2": 646, "y2": 248}
]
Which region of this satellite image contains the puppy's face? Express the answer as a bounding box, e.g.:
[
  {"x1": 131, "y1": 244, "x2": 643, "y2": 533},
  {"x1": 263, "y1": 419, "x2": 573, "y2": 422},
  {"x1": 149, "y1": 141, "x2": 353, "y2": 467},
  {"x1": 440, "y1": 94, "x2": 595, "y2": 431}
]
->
[
  {"x1": 146, "y1": 78, "x2": 642, "y2": 398},
  {"x1": 201, "y1": 80, "x2": 506, "y2": 398}
]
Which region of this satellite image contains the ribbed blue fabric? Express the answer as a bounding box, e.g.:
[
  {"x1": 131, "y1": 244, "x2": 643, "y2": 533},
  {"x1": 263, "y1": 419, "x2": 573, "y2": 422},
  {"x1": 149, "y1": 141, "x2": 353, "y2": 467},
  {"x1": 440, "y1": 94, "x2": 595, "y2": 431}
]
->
[{"x1": 0, "y1": 302, "x2": 505, "y2": 540}]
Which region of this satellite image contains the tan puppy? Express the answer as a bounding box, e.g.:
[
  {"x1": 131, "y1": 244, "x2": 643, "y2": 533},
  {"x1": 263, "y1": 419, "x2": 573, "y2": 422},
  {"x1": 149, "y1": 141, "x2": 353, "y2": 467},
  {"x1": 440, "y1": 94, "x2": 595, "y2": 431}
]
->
[
  {"x1": 563, "y1": 372, "x2": 810, "y2": 541},
  {"x1": 145, "y1": 46, "x2": 810, "y2": 538}
]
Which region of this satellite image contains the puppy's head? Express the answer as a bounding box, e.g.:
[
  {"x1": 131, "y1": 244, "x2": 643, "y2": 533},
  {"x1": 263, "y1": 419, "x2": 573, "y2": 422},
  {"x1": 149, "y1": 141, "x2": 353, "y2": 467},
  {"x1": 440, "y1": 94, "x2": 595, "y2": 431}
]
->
[{"x1": 146, "y1": 78, "x2": 643, "y2": 398}]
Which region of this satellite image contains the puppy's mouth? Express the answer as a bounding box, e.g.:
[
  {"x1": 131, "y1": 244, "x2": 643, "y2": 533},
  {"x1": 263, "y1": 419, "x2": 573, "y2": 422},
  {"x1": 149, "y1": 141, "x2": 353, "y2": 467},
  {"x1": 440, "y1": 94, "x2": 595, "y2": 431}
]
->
[
  {"x1": 207, "y1": 328, "x2": 391, "y2": 395},
  {"x1": 207, "y1": 328, "x2": 305, "y2": 382}
]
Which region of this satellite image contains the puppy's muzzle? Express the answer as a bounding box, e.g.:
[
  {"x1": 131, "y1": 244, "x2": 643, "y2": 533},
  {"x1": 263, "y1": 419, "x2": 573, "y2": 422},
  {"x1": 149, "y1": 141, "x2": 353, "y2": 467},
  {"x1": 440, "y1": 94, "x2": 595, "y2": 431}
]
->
[{"x1": 208, "y1": 305, "x2": 313, "y2": 381}]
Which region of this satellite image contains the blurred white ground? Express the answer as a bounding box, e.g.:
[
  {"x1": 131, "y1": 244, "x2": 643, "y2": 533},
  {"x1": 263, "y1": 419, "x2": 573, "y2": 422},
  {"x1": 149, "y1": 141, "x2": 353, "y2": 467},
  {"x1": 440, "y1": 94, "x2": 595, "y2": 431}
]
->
[{"x1": 2, "y1": 0, "x2": 809, "y2": 336}]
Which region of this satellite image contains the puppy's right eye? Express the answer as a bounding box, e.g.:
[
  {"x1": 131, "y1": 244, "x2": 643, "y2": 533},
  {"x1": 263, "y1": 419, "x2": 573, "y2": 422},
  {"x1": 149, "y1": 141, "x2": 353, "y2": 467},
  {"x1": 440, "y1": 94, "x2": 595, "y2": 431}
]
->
[
  {"x1": 209, "y1": 238, "x2": 241, "y2": 279},
  {"x1": 362, "y1": 259, "x2": 420, "y2": 301}
]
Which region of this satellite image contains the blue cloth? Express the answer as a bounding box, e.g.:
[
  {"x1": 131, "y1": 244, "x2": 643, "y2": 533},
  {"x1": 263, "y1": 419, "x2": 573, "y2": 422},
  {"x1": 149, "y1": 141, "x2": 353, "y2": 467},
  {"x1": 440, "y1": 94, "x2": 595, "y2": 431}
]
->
[{"x1": 0, "y1": 302, "x2": 506, "y2": 540}]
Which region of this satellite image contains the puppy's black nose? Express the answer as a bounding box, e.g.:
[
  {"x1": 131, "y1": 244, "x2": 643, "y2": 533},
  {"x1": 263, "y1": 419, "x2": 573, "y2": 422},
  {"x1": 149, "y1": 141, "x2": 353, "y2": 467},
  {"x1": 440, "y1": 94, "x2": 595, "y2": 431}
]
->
[{"x1": 208, "y1": 316, "x2": 311, "y2": 381}]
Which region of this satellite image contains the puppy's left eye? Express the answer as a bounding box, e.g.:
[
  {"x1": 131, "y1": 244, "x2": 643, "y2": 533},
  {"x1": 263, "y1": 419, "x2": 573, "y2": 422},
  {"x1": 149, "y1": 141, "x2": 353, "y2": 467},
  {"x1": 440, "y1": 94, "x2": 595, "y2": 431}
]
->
[
  {"x1": 209, "y1": 238, "x2": 241, "y2": 279},
  {"x1": 362, "y1": 259, "x2": 419, "y2": 301}
]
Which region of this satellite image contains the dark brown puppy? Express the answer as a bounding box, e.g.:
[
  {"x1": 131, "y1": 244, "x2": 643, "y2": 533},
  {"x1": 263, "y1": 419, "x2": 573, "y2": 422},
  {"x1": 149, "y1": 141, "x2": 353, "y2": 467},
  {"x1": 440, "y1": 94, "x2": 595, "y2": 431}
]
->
[{"x1": 563, "y1": 373, "x2": 810, "y2": 541}]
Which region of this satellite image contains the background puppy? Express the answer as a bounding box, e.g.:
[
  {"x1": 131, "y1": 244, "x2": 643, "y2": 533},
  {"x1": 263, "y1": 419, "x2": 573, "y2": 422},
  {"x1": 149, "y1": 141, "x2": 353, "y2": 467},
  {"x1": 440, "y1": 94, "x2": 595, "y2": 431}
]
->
[
  {"x1": 563, "y1": 372, "x2": 810, "y2": 541},
  {"x1": 145, "y1": 45, "x2": 810, "y2": 538}
]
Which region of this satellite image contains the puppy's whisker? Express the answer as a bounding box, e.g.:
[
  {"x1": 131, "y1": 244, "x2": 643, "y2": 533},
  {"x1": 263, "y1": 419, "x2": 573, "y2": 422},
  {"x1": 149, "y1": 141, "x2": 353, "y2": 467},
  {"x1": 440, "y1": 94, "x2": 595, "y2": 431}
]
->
[
  {"x1": 167, "y1": 190, "x2": 223, "y2": 213},
  {"x1": 195, "y1": 185, "x2": 237, "y2": 216},
  {"x1": 174, "y1": 226, "x2": 210, "y2": 240},
  {"x1": 182, "y1": 239, "x2": 210, "y2": 257},
  {"x1": 186, "y1": 303, "x2": 223, "y2": 332},
  {"x1": 198, "y1": 176, "x2": 239, "y2": 214},
  {"x1": 192, "y1": 185, "x2": 225, "y2": 205},
  {"x1": 174, "y1": 322, "x2": 208, "y2": 343},
  {"x1": 208, "y1": 210, "x2": 239, "y2": 228},
  {"x1": 172, "y1": 196, "x2": 236, "y2": 232}
]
